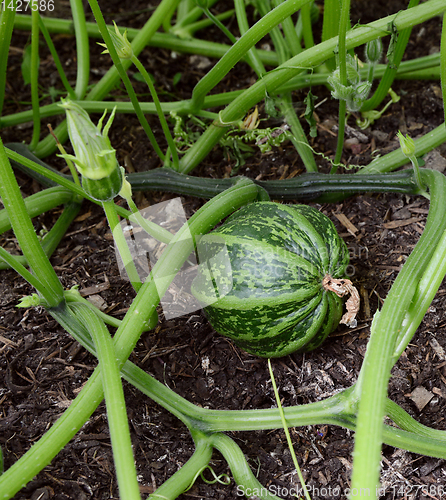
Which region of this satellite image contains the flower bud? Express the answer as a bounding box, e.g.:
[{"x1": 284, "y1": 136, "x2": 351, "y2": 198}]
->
[
  {"x1": 397, "y1": 131, "x2": 416, "y2": 158},
  {"x1": 17, "y1": 293, "x2": 41, "y2": 308},
  {"x1": 58, "y1": 99, "x2": 123, "y2": 201},
  {"x1": 98, "y1": 21, "x2": 133, "y2": 60},
  {"x1": 118, "y1": 169, "x2": 133, "y2": 200},
  {"x1": 365, "y1": 38, "x2": 383, "y2": 65},
  {"x1": 347, "y1": 81, "x2": 372, "y2": 111},
  {"x1": 81, "y1": 168, "x2": 123, "y2": 202},
  {"x1": 328, "y1": 70, "x2": 351, "y2": 101},
  {"x1": 329, "y1": 55, "x2": 371, "y2": 112},
  {"x1": 355, "y1": 81, "x2": 372, "y2": 99},
  {"x1": 240, "y1": 106, "x2": 259, "y2": 130}
]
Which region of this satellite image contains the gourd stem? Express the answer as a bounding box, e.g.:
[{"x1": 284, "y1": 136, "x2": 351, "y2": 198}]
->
[
  {"x1": 6, "y1": 142, "x2": 422, "y2": 202},
  {"x1": 128, "y1": 169, "x2": 421, "y2": 200}
]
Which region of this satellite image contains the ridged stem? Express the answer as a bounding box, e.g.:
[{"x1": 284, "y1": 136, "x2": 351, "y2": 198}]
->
[
  {"x1": 0, "y1": 1, "x2": 16, "y2": 116},
  {"x1": 12, "y1": 13, "x2": 279, "y2": 66},
  {"x1": 361, "y1": 0, "x2": 421, "y2": 112},
  {"x1": 332, "y1": 0, "x2": 350, "y2": 168},
  {"x1": 148, "y1": 434, "x2": 213, "y2": 500},
  {"x1": 361, "y1": 120, "x2": 446, "y2": 174},
  {"x1": 102, "y1": 200, "x2": 142, "y2": 292},
  {"x1": 441, "y1": 11, "x2": 446, "y2": 122},
  {"x1": 179, "y1": 0, "x2": 446, "y2": 174},
  {"x1": 87, "y1": 0, "x2": 167, "y2": 162},
  {"x1": 0, "y1": 201, "x2": 81, "y2": 271},
  {"x1": 37, "y1": 15, "x2": 76, "y2": 99},
  {"x1": 0, "y1": 186, "x2": 73, "y2": 233},
  {"x1": 234, "y1": 0, "x2": 266, "y2": 77},
  {"x1": 351, "y1": 169, "x2": 446, "y2": 497},
  {"x1": 0, "y1": 137, "x2": 64, "y2": 307},
  {"x1": 131, "y1": 55, "x2": 179, "y2": 168},
  {"x1": 299, "y1": 1, "x2": 314, "y2": 50},
  {"x1": 173, "y1": 0, "x2": 219, "y2": 30},
  {"x1": 1, "y1": 52, "x2": 441, "y2": 129},
  {"x1": 71, "y1": 304, "x2": 140, "y2": 500},
  {"x1": 392, "y1": 224, "x2": 446, "y2": 361},
  {"x1": 189, "y1": 0, "x2": 312, "y2": 113},
  {"x1": 321, "y1": 0, "x2": 341, "y2": 71},
  {"x1": 210, "y1": 433, "x2": 283, "y2": 500},
  {"x1": 32, "y1": 0, "x2": 181, "y2": 158},
  {"x1": 29, "y1": 4, "x2": 41, "y2": 150},
  {"x1": 69, "y1": 0, "x2": 90, "y2": 99},
  {"x1": 0, "y1": 179, "x2": 264, "y2": 499}
]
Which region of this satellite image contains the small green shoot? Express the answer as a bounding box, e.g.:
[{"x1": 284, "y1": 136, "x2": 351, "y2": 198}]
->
[
  {"x1": 304, "y1": 90, "x2": 318, "y2": 138},
  {"x1": 397, "y1": 130, "x2": 429, "y2": 198},
  {"x1": 20, "y1": 44, "x2": 34, "y2": 85},
  {"x1": 268, "y1": 359, "x2": 311, "y2": 500},
  {"x1": 357, "y1": 88, "x2": 400, "y2": 129}
]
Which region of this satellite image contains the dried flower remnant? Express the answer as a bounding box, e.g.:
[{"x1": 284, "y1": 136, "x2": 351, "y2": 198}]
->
[{"x1": 323, "y1": 275, "x2": 360, "y2": 328}]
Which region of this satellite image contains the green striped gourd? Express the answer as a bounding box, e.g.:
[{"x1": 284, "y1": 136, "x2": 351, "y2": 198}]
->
[{"x1": 191, "y1": 202, "x2": 351, "y2": 358}]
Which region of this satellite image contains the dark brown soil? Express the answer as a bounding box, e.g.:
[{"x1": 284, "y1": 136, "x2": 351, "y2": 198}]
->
[{"x1": 1, "y1": 1, "x2": 446, "y2": 499}]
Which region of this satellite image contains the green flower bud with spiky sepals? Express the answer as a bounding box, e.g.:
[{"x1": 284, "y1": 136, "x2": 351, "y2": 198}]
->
[
  {"x1": 397, "y1": 131, "x2": 416, "y2": 158},
  {"x1": 346, "y1": 81, "x2": 372, "y2": 112},
  {"x1": 327, "y1": 70, "x2": 353, "y2": 101},
  {"x1": 17, "y1": 293, "x2": 42, "y2": 308},
  {"x1": 328, "y1": 54, "x2": 368, "y2": 110},
  {"x1": 97, "y1": 21, "x2": 133, "y2": 60},
  {"x1": 58, "y1": 99, "x2": 123, "y2": 202},
  {"x1": 396, "y1": 130, "x2": 428, "y2": 197},
  {"x1": 328, "y1": 55, "x2": 372, "y2": 112},
  {"x1": 365, "y1": 38, "x2": 383, "y2": 65}
]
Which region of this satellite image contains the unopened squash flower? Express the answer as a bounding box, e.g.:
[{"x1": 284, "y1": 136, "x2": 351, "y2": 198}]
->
[
  {"x1": 397, "y1": 131, "x2": 416, "y2": 158},
  {"x1": 58, "y1": 99, "x2": 123, "y2": 201},
  {"x1": 97, "y1": 21, "x2": 133, "y2": 60},
  {"x1": 365, "y1": 38, "x2": 383, "y2": 65},
  {"x1": 397, "y1": 130, "x2": 428, "y2": 197}
]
